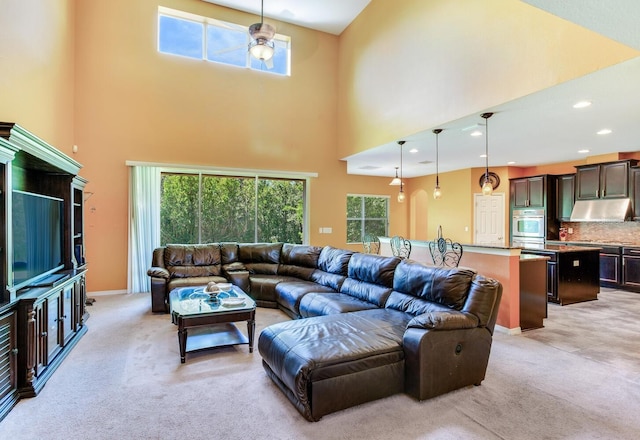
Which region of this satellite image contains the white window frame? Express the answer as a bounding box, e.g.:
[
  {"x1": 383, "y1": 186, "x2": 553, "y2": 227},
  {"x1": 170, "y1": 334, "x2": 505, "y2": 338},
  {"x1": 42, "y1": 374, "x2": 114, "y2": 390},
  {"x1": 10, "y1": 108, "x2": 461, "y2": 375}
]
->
[
  {"x1": 158, "y1": 6, "x2": 291, "y2": 76},
  {"x1": 346, "y1": 194, "x2": 390, "y2": 244}
]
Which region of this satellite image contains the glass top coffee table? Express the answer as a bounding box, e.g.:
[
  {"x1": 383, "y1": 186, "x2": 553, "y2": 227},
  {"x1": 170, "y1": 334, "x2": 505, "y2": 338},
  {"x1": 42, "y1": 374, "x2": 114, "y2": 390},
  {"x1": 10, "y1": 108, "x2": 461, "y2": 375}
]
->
[{"x1": 170, "y1": 285, "x2": 256, "y2": 363}]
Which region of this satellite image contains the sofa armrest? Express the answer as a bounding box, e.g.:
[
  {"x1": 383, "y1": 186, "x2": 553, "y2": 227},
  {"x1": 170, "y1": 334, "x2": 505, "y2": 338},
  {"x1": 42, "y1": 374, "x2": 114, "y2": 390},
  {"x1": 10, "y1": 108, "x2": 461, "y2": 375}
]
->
[
  {"x1": 407, "y1": 310, "x2": 478, "y2": 331},
  {"x1": 226, "y1": 270, "x2": 251, "y2": 294},
  {"x1": 147, "y1": 267, "x2": 170, "y2": 279}
]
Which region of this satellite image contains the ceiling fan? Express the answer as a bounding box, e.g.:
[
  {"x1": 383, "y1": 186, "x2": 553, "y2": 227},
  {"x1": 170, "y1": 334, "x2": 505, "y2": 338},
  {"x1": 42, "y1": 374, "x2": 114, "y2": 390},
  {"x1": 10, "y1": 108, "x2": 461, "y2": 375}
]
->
[{"x1": 210, "y1": 0, "x2": 276, "y2": 69}]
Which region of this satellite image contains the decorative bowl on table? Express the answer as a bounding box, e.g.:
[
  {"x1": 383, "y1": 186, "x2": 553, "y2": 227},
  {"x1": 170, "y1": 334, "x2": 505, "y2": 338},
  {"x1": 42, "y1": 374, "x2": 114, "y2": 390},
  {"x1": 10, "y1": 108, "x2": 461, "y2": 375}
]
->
[
  {"x1": 204, "y1": 282, "x2": 221, "y2": 300},
  {"x1": 220, "y1": 296, "x2": 245, "y2": 307},
  {"x1": 217, "y1": 282, "x2": 233, "y2": 292}
]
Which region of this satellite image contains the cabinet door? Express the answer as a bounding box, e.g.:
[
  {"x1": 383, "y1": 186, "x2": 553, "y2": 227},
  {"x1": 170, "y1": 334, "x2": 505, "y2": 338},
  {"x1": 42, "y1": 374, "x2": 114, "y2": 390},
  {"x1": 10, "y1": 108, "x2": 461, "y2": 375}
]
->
[
  {"x1": 557, "y1": 174, "x2": 575, "y2": 221},
  {"x1": 601, "y1": 162, "x2": 629, "y2": 198},
  {"x1": 0, "y1": 310, "x2": 17, "y2": 403},
  {"x1": 632, "y1": 168, "x2": 640, "y2": 220},
  {"x1": 600, "y1": 254, "x2": 620, "y2": 284},
  {"x1": 62, "y1": 286, "x2": 74, "y2": 345},
  {"x1": 512, "y1": 179, "x2": 530, "y2": 208},
  {"x1": 527, "y1": 176, "x2": 545, "y2": 207},
  {"x1": 623, "y1": 254, "x2": 640, "y2": 288},
  {"x1": 46, "y1": 293, "x2": 62, "y2": 362},
  {"x1": 547, "y1": 261, "x2": 558, "y2": 302},
  {"x1": 576, "y1": 165, "x2": 601, "y2": 200}
]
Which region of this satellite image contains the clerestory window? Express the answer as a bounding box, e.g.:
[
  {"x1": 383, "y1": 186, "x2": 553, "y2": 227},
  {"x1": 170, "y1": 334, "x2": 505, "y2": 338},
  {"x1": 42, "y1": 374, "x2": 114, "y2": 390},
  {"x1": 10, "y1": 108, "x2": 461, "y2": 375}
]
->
[{"x1": 158, "y1": 6, "x2": 290, "y2": 76}]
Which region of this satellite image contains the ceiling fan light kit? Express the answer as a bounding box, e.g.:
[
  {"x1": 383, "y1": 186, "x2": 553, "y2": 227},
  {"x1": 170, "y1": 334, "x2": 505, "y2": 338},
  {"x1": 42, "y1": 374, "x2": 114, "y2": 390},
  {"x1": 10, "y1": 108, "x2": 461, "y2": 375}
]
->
[{"x1": 248, "y1": 0, "x2": 276, "y2": 61}]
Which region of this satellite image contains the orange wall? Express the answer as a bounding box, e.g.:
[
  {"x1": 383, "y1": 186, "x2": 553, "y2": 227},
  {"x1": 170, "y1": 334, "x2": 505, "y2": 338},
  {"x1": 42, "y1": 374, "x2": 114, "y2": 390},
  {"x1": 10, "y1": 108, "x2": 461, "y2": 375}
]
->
[
  {"x1": 0, "y1": 0, "x2": 75, "y2": 151},
  {"x1": 337, "y1": 0, "x2": 638, "y2": 159},
  {"x1": 2, "y1": 1, "x2": 639, "y2": 293},
  {"x1": 70, "y1": 0, "x2": 414, "y2": 291}
]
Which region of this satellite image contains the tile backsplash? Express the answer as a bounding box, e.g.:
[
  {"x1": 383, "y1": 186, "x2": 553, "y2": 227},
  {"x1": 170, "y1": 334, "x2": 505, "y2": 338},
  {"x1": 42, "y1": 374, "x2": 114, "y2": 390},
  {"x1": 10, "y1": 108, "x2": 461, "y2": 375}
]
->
[{"x1": 561, "y1": 221, "x2": 640, "y2": 244}]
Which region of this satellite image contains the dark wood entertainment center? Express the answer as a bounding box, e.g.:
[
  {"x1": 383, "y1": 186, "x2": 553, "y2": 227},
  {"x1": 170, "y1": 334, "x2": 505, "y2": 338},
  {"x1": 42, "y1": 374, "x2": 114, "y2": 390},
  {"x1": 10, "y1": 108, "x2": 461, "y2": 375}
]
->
[{"x1": 0, "y1": 123, "x2": 88, "y2": 421}]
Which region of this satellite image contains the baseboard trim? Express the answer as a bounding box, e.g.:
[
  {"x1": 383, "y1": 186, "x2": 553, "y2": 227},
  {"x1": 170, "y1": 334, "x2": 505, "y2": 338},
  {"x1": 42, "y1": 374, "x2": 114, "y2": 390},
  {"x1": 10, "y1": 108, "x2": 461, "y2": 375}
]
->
[
  {"x1": 495, "y1": 325, "x2": 522, "y2": 335},
  {"x1": 87, "y1": 289, "x2": 128, "y2": 296}
]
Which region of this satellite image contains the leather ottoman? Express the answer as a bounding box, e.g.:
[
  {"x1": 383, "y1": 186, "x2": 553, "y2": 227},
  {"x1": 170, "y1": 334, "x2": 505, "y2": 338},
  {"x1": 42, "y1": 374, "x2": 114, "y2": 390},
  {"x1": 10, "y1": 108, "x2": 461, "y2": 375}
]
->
[{"x1": 258, "y1": 308, "x2": 409, "y2": 421}]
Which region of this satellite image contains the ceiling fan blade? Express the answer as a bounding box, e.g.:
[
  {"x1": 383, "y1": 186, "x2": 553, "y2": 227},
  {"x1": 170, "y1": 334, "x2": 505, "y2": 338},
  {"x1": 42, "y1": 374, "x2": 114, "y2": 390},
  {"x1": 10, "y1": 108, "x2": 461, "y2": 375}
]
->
[{"x1": 213, "y1": 44, "x2": 245, "y2": 55}]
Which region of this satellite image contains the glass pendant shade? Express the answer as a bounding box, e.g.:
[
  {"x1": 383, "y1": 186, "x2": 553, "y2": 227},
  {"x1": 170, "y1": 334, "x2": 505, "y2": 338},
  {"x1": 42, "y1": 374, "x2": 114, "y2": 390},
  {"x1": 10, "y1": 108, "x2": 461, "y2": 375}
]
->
[
  {"x1": 389, "y1": 167, "x2": 401, "y2": 186},
  {"x1": 397, "y1": 187, "x2": 406, "y2": 203},
  {"x1": 433, "y1": 185, "x2": 442, "y2": 199},
  {"x1": 482, "y1": 177, "x2": 493, "y2": 196}
]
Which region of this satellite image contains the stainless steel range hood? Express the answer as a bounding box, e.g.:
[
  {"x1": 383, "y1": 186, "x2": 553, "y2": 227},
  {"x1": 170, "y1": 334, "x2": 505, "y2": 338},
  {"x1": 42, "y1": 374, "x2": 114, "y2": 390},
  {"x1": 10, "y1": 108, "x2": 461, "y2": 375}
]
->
[{"x1": 569, "y1": 198, "x2": 630, "y2": 222}]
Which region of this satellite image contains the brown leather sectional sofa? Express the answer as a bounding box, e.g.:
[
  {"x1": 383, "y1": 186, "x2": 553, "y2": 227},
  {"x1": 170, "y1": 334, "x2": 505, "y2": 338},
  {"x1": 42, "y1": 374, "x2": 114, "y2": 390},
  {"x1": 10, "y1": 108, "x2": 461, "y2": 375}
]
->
[{"x1": 148, "y1": 242, "x2": 502, "y2": 421}]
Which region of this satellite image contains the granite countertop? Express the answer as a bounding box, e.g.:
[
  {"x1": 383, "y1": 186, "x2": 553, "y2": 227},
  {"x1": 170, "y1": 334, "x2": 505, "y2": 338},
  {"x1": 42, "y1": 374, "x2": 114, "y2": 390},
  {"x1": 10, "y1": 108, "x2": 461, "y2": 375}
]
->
[
  {"x1": 547, "y1": 240, "x2": 640, "y2": 248},
  {"x1": 520, "y1": 254, "x2": 549, "y2": 261},
  {"x1": 524, "y1": 244, "x2": 602, "y2": 253}
]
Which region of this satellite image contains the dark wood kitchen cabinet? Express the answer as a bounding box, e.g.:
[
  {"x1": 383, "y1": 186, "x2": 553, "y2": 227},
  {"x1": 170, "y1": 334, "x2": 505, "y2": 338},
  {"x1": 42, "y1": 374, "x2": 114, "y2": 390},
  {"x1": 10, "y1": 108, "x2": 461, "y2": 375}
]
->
[
  {"x1": 511, "y1": 175, "x2": 545, "y2": 208},
  {"x1": 0, "y1": 308, "x2": 18, "y2": 422},
  {"x1": 522, "y1": 246, "x2": 599, "y2": 305},
  {"x1": 575, "y1": 160, "x2": 637, "y2": 200},
  {"x1": 556, "y1": 174, "x2": 576, "y2": 221},
  {"x1": 631, "y1": 167, "x2": 640, "y2": 220},
  {"x1": 622, "y1": 247, "x2": 640, "y2": 292}
]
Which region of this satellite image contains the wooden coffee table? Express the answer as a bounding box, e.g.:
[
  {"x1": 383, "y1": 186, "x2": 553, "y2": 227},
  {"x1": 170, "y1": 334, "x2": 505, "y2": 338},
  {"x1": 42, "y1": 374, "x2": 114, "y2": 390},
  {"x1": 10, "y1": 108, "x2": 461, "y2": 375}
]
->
[{"x1": 169, "y1": 285, "x2": 256, "y2": 363}]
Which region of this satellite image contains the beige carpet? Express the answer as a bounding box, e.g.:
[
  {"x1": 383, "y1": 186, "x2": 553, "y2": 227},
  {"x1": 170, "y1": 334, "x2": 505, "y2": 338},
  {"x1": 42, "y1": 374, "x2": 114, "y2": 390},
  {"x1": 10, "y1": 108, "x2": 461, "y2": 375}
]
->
[{"x1": 1, "y1": 288, "x2": 640, "y2": 439}]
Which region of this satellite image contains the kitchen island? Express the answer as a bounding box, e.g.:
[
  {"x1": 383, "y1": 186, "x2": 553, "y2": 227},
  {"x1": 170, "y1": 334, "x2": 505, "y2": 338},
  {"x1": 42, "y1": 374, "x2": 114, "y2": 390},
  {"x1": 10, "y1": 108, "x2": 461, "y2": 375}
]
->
[{"x1": 521, "y1": 245, "x2": 600, "y2": 305}]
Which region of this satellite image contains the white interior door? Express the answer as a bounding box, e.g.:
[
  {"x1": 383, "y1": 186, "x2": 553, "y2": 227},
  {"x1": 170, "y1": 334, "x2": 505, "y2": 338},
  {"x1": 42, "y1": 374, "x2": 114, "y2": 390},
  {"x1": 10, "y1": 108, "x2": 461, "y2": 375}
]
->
[{"x1": 474, "y1": 193, "x2": 505, "y2": 246}]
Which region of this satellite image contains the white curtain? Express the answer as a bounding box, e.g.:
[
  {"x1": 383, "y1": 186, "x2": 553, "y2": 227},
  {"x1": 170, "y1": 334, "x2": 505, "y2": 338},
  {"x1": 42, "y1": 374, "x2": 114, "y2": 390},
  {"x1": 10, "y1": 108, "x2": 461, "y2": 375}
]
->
[{"x1": 128, "y1": 166, "x2": 161, "y2": 293}]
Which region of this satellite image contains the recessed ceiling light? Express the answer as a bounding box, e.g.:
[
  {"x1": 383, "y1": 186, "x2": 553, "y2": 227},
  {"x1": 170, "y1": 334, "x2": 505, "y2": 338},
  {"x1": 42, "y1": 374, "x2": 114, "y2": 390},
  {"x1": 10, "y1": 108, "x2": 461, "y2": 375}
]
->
[
  {"x1": 480, "y1": 154, "x2": 487, "y2": 158},
  {"x1": 470, "y1": 130, "x2": 482, "y2": 137},
  {"x1": 573, "y1": 100, "x2": 592, "y2": 109},
  {"x1": 597, "y1": 129, "x2": 612, "y2": 135},
  {"x1": 578, "y1": 149, "x2": 590, "y2": 154},
  {"x1": 409, "y1": 148, "x2": 418, "y2": 153},
  {"x1": 507, "y1": 161, "x2": 516, "y2": 165}
]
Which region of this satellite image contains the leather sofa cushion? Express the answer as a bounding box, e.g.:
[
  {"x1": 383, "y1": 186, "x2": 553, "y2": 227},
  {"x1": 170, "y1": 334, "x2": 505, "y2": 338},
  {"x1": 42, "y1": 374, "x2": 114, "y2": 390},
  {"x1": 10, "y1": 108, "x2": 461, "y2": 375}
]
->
[
  {"x1": 164, "y1": 244, "x2": 222, "y2": 278},
  {"x1": 340, "y1": 278, "x2": 392, "y2": 307},
  {"x1": 245, "y1": 262, "x2": 279, "y2": 275},
  {"x1": 310, "y1": 270, "x2": 346, "y2": 291},
  {"x1": 238, "y1": 242, "x2": 282, "y2": 264},
  {"x1": 220, "y1": 242, "x2": 239, "y2": 264},
  {"x1": 281, "y1": 244, "x2": 323, "y2": 267},
  {"x1": 317, "y1": 246, "x2": 353, "y2": 275},
  {"x1": 347, "y1": 253, "x2": 400, "y2": 287},
  {"x1": 391, "y1": 260, "x2": 475, "y2": 311},
  {"x1": 168, "y1": 275, "x2": 227, "y2": 292},
  {"x1": 299, "y1": 292, "x2": 379, "y2": 318},
  {"x1": 276, "y1": 281, "x2": 336, "y2": 318}
]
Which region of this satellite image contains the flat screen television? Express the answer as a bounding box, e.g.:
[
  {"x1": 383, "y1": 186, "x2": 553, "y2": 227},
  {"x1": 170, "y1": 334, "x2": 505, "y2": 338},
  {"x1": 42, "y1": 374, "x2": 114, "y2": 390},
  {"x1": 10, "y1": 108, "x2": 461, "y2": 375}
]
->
[{"x1": 12, "y1": 190, "x2": 65, "y2": 289}]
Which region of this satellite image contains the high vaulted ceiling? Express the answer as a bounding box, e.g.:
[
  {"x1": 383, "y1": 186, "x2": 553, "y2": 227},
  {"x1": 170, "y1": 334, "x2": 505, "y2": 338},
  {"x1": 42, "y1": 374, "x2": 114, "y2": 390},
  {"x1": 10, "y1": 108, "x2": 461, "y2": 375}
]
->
[{"x1": 203, "y1": 1, "x2": 640, "y2": 178}]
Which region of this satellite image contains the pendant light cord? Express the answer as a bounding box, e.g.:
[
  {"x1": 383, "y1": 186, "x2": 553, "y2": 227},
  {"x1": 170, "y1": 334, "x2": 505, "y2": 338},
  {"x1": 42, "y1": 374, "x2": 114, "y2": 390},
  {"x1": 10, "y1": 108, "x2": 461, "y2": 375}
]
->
[{"x1": 481, "y1": 113, "x2": 493, "y2": 181}]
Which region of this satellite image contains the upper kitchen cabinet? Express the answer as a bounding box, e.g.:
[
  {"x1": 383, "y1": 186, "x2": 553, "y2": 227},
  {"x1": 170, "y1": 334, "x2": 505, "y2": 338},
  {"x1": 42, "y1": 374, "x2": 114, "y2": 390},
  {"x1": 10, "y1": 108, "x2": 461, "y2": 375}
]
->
[
  {"x1": 511, "y1": 175, "x2": 545, "y2": 208},
  {"x1": 575, "y1": 160, "x2": 638, "y2": 200},
  {"x1": 556, "y1": 174, "x2": 576, "y2": 221},
  {"x1": 631, "y1": 167, "x2": 640, "y2": 221}
]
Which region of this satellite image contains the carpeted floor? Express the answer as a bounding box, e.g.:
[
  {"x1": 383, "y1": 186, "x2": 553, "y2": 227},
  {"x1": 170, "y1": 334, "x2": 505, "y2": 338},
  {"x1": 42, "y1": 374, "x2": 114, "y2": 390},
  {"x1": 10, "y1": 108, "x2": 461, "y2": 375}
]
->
[{"x1": 1, "y1": 288, "x2": 639, "y2": 439}]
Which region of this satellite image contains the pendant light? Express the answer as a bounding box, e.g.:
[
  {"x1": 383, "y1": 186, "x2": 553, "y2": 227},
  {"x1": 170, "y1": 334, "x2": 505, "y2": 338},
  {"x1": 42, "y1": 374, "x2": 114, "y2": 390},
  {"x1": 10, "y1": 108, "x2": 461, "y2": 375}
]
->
[
  {"x1": 433, "y1": 129, "x2": 443, "y2": 199},
  {"x1": 248, "y1": 0, "x2": 276, "y2": 62},
  {"x1": 397, "y1": 140, "x2": 406, "y2": 203},
  {"x1": 481, "y1": 112, "x2": 494, "y2": 196},
  {"x1": 389, "y1": 167, "x2": 401, "y2": 186}
]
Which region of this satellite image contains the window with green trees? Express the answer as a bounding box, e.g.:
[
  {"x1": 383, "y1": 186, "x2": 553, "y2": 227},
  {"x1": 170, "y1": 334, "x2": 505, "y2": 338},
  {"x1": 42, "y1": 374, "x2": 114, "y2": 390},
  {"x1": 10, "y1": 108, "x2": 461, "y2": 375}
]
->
[
  {"x1": 160, "y1": 173, "x2": 305, "y2": 245},
  {"x1": 346, "y1": 195, "x2": 389, "y2": 243}
]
